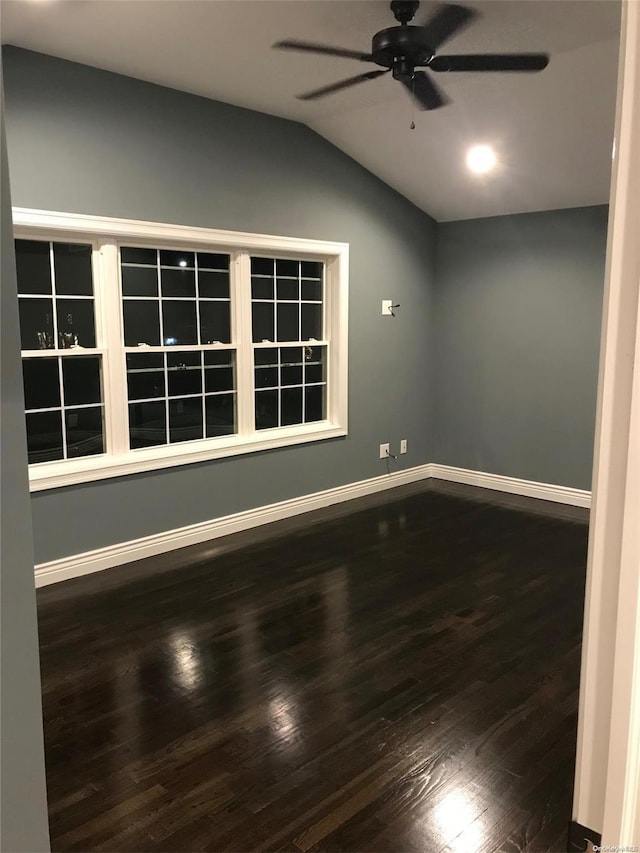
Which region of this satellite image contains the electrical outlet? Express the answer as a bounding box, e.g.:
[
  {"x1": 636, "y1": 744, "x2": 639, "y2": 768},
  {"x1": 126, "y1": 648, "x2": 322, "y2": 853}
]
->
[
  {"x1": 382, "y1": 300, "x2": 393, "y2": 316},
  {"x1": 400, "y1": 439, "x2": 408, "y2": 454},
  {"x1": 379, "y1": 442, "x2": 390, "y2": 459}
]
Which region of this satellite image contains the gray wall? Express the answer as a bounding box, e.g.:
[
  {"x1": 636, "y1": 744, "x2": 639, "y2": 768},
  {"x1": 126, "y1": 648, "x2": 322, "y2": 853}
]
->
[
  {"x1": 2, "y1": 47, "x2": 437, "y2": 564},
  {"x1": 433, "y1": 206, "x2": 608, "y2": 490},
  {"x1": 0, "y1": 76, "x2": 50, "y2": 851}
]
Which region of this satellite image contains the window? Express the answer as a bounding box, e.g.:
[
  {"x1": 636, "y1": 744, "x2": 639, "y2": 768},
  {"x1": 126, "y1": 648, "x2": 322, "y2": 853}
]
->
[{"x1": 14, "y1": 210, "x2": 348, "y2": 491}]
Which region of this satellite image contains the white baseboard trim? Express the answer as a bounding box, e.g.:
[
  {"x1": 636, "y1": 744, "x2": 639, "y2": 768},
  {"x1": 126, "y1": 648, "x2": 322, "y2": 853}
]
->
[
  {"x1": 34, "y1": 463, "x2": 433, "y2": 588},
  {"x1": 34, "y1": 462, "x2": 591, "y2": 588},
  {"x1": 430, "y1": 464, "x2": 592, "y2": 509}
]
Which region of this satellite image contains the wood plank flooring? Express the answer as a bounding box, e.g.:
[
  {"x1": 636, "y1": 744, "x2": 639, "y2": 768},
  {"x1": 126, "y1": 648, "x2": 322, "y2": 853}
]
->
[{"x1": 37, "y1": 482, "x2": 589, "y2": 852}]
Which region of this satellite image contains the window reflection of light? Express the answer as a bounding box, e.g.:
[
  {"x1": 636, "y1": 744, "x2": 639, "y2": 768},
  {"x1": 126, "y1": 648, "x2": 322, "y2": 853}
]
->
[
  {"x1": 434, "y1": 789, "x2": 484, "y2": 851},
  {"x1": 170, "y1": 629, "x2": 202, "y2": 690}
]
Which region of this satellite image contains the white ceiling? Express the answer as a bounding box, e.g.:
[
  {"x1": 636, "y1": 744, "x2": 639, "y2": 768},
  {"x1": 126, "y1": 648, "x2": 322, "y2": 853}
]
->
[{"x1": 0, "y1": 0, "x2": 621, "y2": 221}]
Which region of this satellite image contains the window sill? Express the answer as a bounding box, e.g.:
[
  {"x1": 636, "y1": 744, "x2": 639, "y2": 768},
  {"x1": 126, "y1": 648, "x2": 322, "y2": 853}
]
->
[{"x1": 29, "y1": 422, "x2": 347, "y2": 492}]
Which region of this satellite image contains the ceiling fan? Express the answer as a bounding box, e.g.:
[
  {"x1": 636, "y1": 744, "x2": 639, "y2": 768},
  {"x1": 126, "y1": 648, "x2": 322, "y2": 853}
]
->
[{"x1": 274, "y1": 1, "x2": 549, "y2": 110}]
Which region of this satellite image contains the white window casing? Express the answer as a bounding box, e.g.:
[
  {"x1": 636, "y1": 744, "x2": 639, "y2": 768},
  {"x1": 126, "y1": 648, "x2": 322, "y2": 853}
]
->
[{"x1": 13, "y1": 209, "x2": 349, "y2": 492}]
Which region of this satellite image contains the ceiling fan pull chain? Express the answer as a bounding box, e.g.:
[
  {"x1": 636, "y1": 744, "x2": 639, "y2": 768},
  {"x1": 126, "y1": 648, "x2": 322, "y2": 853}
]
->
[{"x1": 410, "y1": 76, "x2": 416, "y2": 129}]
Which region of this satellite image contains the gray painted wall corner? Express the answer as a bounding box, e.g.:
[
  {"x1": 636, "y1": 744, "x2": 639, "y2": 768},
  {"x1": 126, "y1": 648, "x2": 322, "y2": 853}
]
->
[{"x1": 0, "y1": 74, "x2": 50, "y2": 852}]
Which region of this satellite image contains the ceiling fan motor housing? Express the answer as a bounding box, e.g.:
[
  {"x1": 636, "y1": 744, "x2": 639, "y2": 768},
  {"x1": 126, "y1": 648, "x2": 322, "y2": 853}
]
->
[{"x1": 371, "y1": 27, "x2": 434, "y2": 78}]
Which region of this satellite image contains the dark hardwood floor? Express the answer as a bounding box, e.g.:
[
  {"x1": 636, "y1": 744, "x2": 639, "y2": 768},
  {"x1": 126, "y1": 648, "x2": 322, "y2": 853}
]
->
[{"x1": 37, "y1": 482, "x2": 589, "y2": 852}]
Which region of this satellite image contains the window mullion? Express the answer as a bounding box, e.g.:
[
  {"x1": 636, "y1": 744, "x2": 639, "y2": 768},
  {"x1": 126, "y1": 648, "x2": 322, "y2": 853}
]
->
[
  {"x1": 234, "y1": 252, "x2": 255, "y2": 437},
  {"x1": 97, "y1": 240, "x2": 129, "y2": 456}
]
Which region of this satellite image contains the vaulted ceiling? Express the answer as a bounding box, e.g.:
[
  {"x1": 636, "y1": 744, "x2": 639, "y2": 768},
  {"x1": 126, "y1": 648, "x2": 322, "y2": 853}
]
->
[{"x1": 1, "y1": 0, "x2": 621, "y2": 221}]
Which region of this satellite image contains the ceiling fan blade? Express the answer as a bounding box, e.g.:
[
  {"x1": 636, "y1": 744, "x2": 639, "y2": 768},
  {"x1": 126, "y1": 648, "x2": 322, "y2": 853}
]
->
[
  {"x1": 297, "y1": 69, "x2": 389, "y2": 101},
  {"x1": 430, "y1": 53, "x2": 549, "y2": 72},
  {"x1": 420, "y1": 4, "x2": 477, "y2": 50},
  {"x1": 401, "y1": 71, "x2": 449, "y2": 110},
  {"x1": 274, "y1": 40, "x2": 373, "y2": 62}
]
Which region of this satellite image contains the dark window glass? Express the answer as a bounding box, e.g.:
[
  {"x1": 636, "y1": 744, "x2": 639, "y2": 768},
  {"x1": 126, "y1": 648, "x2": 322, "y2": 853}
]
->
[
  {"x1": 62, "y1": 356, "x2": 101, "y2": 406},
  {"x1": 199, "y1": 301, "x2": 231, "y2": 344},
  {"x1": 199, "y1": 271, "x2": 229, "y2": 299},
  {"x1": 122, "y1": 266, "x2": 158, "y2": 297},
  {"x1": 252, "y1": 302, "x2": 274, "y2": 343},
  {"x1": 160, "y1": 250, "x2": 195, "y2": 268},
  {"x1": 198, "y1": 252, "x2": 229, "y2": 271},
  {"x1": 277, "y1": 278, "x2": 298, "y2": 300},
  {"x1": 255, "y1": 366, "x2": 278, "y2": 388},
  {"x1": 205, "y1": 365, "x2": 234, "y2": 393},
  {"x1": 276, "y1": 259, "x2": 298, "y2": 277},
  {"x1": 204, "y1": 350, "x2": 233, "y2": 367},
  {"x1": 169, "y1": 398, "x2": 203, "y2": 443},
  {"x1": 19, "y1": 297, "x2": 54, "y2": 350},
  {"x1": 15, "y1": 240, "x2": 52, "y2": 295},
  {"x1": 56, "y1": 299, "x2": 96, "y2": 348},
  {"x1": 301, "y1": 261, "x2": 323, "y2": 279},
  {"x1": 277, "y1": 303, "x2": 299, "y2": 342},
  {"x1": 251, "y1": 257, "x2": 274, "y2": 276},
  {"x1": 251, "y1": 277, "x2": 273, "y2": 300},
  {"x1": 205, "y1": 393, "x2": 236, "y2": 437},
  {"x1": 53, "y1": 243, "x2": 93, "y2": 296},
  {"x1": 123, "y1": 300, "x2": 161, "y2": 347},
  {"x1": 167, "y1": 352, "x2": 202, "y2": 397},
  {"x1": 255, "y1": 348, "x2": 277, "y2": 367},
  {"x1": 22, "y1": 358, "x2": 60, "y2": 410},
  {"x1": 301, "y1": 303, "x2": 322, "y2": 340},
  {"x1": 281, "y1": 387, "x2": 303, "y2": 426},
  {"x1": 161, "y1": 268, "x2": 196, "y2": 298},
  {"x1": 66, "y1": 407, "x2": 104, "y2": 458},
  {"x1": 162, "y1": 300, "x2": 197, "y2": 345},
  {"x1": 305, "y1": 385, "x2": 325, "y2": 422},
  {"x1": 127, "y1": 353, "x2": 165, "y2": 400},
  {"x1": 301, "y1": 280, "x2": 322, "y2": 301},
  {"x1": 305, "y1": 346, "x2": 326, "y2": 384},
  {"x1": 255, "y1": 390, "x2": 278, "y2": 430},
  {"x1": 281, "y1": 346, "x2": 303, "y2": 386},
  {"x1": 121, "y1": 247, "x2": 157, "y2": 265},
  {"x1": 26, "y1": 411, "x2": 64, "y2": 464},
  {"x1": 129, "y1": 401, "x2": 166, "y2": 449}
]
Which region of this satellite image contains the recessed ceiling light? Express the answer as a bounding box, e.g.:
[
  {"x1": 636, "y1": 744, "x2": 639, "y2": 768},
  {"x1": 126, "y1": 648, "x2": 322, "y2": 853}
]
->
[
  {"x1": 178, "y1": 259, "x2": 187, "y2": 267},
  {"x1": 466, "y1": 145, "x2": 497, "y2": 174}
]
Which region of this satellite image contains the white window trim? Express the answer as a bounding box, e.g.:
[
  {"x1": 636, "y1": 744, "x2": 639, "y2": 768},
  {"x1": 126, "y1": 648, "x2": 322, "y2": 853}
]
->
[{"x1": 13, "y1": 208, "x2": 349, "y2": 492}]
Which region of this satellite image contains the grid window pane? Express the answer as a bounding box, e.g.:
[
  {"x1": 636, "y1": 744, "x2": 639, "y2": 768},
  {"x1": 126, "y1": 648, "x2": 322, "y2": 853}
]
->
[
  {"x1": 127, "y1": 353, "x2": 165, "y2": 401},
  {"x1": 277, "y1": 303, "x2": 299, "y2": 342},
  {"x1": 56, "y1": 299, "x2": 96, "y2": 349},
  {"x1": 301, "y1": 261, "x2": 322, "y2": 279},
  {"x1": 129, "y1": 400, "x2": 167, "y2": 449},
  {"x1": 198, "y1": 252, "x2": 229, "y2": 271},
  {"x1": 305, "y1": 385, "x2": 326, "y2": 422},
  {"x1": 301, "y1": 303, "x2": 322, "y2": 341},
  {"x1": 169, "y1": 398, "x2": 203, "y2": 444},
  {"x1": 199, "y1": 271, "x2": 229, "y2": 299},
  {"x1": 122, "y1": 266, "x2": 158, "y2": 297},
  {"x1": 121, "y1": 247, "x2": 156, "y2": 265},
  {"x1": 302, "y1": 280, "x2": 322, "y2": 301},
  {"x1": 123, "y1": 301, "x2": 161, "y2": 346},
  {"x1": 62, "y1": 356, "x2": 101, "y2": 406},
  {"x1": 15, "y1": 240, "x2": 52, "y2": 295},
  {"x1": 276, "y1": 259, "x2": 298, "y2": 277},
  {"x1": 255, "y1": 389, "x2": 278, "y2": 430},
  {"x1": 162, "y1": 300, "x2": 197, "y2": 345},
  {"x1": 205, "y1": 364, "x2": 234, "y2": 393},
  {"x1": 277, "y1": 278, "x2": 298, "y2": 300},
  {"x1": 167, "y1": 352, "x2": 202, "y2": 397},
  {"x1": 252, "y1": 302, "x2": 274, "y2": 343},
  {"x1": 66, "y1": 407, "x2": 104, "y2": 458},
  {"x1": 26, "y1": 411, "x2": 64, "y2": 464},
  {"x1": 19, "y1": 297, "x2": 54, "y2": 350},
  {"x1": 200, "y1": 301, "x2": 231, "y2": 344},
  {"x1": 281, "y1": 387, "x2": 303, "y2": 426},
  {"x1": 251, "y1": 257, "x2": 275, "y2": 276},
  {"x1": 255, "y1": 366, "x2": 278, "y2": 388},
  {"x1": 22, "y1": 358, "x2": 60, "y2": 409},
  {"x1": 251, "y1": 277, "x2": 273, "y2": 300},
  {"x1": 160, "y1": 250, "x2": 195, "y2": 268},
  {"x1": 53, "y1": 243, "x2": 93, "y2": 296},
  {"x1": 161, "y1": 268, "x2": 196, "y2": 298},
  {"x1": 205, "y1": 393, "x2": 236, "y2": 437}
]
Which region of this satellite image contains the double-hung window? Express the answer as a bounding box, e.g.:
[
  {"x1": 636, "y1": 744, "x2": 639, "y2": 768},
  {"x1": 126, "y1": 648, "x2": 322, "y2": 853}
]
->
[{"x1": 14, "y1": 210, "x2": 348, "y2": 491}]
